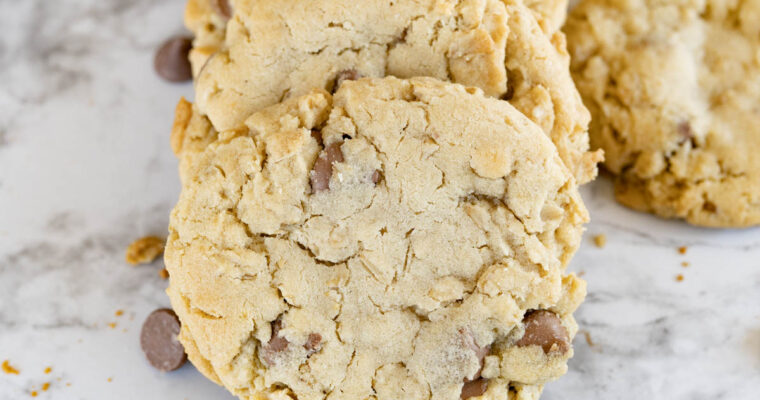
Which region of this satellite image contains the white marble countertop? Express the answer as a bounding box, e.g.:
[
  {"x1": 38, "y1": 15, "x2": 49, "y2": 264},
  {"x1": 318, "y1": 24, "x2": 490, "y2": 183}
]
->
[{"x1": 1, "y1": 1, "x2": 759, "y2": 399}]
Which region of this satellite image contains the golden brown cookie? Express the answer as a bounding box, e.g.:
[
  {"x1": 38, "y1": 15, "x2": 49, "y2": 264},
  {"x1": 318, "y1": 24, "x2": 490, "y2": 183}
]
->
[
  {"x1": 165, "y1": 77, "x2": 588, "y2": 400},
  {"x1": 183, "y1": 0, "x2": 600, "y2": 184},
  {"x1": 566, "y1": 0, "x2": 760, "y2": 227}
]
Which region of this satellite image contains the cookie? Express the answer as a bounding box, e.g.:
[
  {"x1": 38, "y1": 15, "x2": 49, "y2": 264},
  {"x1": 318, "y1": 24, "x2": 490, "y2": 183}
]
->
[
  {"x1": 183, "y1": 0, "x2": 570, "y2": 75},
  {"x1": 183, "y1": 0, "x2": 601, "y2": 184},
  {"x1": 165, "y1": 77, "x2": 588, "y2": 400},
  {"x1": 565, "y1": 0, "x2": 760, "y2": 227},
  {"x1": 183, "y1": 0, "x2": 229, "y2": 78},
  {"x1": 523, "y1": 0, "x2": 570, "y2": 34}
]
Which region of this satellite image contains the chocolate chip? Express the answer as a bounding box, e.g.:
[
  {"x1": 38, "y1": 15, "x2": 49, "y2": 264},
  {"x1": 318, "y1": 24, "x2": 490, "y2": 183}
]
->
[
  {"x1": 155, "y1": 36, "x2": 193, "y2": 82},
  {"x1": 210, "y1": 0, "x2": 232, "y2": 19},
  {"x1": 703, "y1": 201, "x2": 717, "y2": 213},
  {"x1": 460, "y1": 329, "x2": 490, "y2": 381},
  {"x1": 310, "y1": 141, "x2": 344, "y2": 192},
  {"x1": 515, "y1": 310, "x2": 569, "y2": 354},
  {"x1": 460, "y1": 378, "x2": 488, "y2": 399},
  {"x1": 304, "y1": 333, "x2": 322, "y2": 353},
  {"x1": 371, "y1": 170, "x2": 382, "y2": 184},
  {"x1": 260, "y1": 319, "x2": 289, "y2": 365},
  {"x1": 311, "y1": 130, "x2": 324, "y2": 146},
  {"x1": 677, "y1": 121, "x2": 696, "y2": 146},
  {"x1": 140, "y1": 308, "x2": 187, "y2": 371},
  {"x1": 332, "y1": 69, "x2": 363, "y2": 92},
  {"x1": 677, "y1": 121, "x2": 692, "y2": 139}
]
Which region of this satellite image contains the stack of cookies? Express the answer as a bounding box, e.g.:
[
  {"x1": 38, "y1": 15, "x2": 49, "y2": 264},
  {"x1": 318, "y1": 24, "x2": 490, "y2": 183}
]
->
[{"x1": 163, "y1": 0, "x2": 598, "y2": 399}]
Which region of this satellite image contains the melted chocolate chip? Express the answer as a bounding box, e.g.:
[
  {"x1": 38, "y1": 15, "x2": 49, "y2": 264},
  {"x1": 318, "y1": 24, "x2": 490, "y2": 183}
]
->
[
  {"x1": 260, "y1": 319, "x2": 289, "y2": 365},
  {"x1": 304, "y1": 333, "x2": 322, "y2": 353},
  {"x1": 371, "y1": 170, "x2": 382, "y2": 184},
  {"x1": 515, "y1": 310, "x2": 569, "y2": 354},
  {"x1": 154, "y1": 36, "x2": 193, "y2": 83},
  {"x1": 333, "y1": 69, "x2": 363, "y2": 92},
  {"x1": 310, "y1": 141, "x2": 344, "y2": 192},
  {"x1": 210, "y1": 0, "x2": 232, "y2": 19},
  {"x1": 677, "y1": 121, "x2": 693, "y2": 143},
  {"x1": 140, "y1": 308, "x2": 187, "y2": 371},
  {"x1": 460, "y1": 378, "x2": 488, "y2": 399}
]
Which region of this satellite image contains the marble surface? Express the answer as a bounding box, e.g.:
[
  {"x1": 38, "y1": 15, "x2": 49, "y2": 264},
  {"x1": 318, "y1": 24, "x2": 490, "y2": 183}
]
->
[{"x1": 0, "y1": 1, "x2": 758, "y2": 399}]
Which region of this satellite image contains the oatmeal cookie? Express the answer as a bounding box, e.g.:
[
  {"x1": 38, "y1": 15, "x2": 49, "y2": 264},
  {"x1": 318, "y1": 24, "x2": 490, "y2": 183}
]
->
[
  {"x1": 184, "y1": 0, "x2": 600, "y2": 184},
  {"x1": 165, "y1": 77, "x2": 588, "y2": 400},
  {"x1": 566, "y1": 0, "x2": 760, "y2": 227}
]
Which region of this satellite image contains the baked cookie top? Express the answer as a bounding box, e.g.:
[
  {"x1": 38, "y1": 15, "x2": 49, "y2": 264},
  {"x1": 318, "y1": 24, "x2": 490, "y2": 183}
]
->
[
  {"x1": 184, "y1": 0, "x2": 600, "y2": 184},
  {"x1": 166, "y1": 77, "x2": 587, "y2": 400},
  {"x1": 566, "y1": 0, "x2": 760, "y2": 227}
]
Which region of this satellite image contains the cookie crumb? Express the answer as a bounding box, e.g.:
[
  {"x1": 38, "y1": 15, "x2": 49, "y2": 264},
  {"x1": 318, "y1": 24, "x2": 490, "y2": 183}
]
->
[
  {"x1": 44, "y1": 367, "x2": 52, "y2": 374},
  {"x1": 582, "y1": 330, "x2": 594, "y2": 347},
  {"x1": 115, "y1": 310, "x2": 124, "y2": 317},
  {"x1": 41, "y1": 383, "x2": 50, "y2": 392},
  {"x1": 577, "y1": 270, "x2": 586, "y2": 277},
  {"x1": 593, "y1": 234, "x2": 606, "y2": 248},
  {"x1": 676, "y1": 274, "x2": 684, "y2": 282},
  {"x1": 677, "y1": 246, "x2": 687, "y2": 255},
  {"x1": 681, "y1": 261, "x2": 689, "y2": 267},
  {"x1": 65, "y1": 382, "x2": 71, "y2": 387},
  {"x1": 107, "y1": 377, "x2": 113, "y2": 383},
  {"x1": 158, "y1": 268, "x2": 170, "y2": 279},
  {"x1": 108, "y1": 322, "x2": 117, "y2": 329},
  {"x1": 30, "y1": 391, "x2": 38, "y2": 397},
  {"x1": 125, "y1": 236, "x2": 166, "y2": 265},
  {"x1": 2, "y1": 360, "x2": 19, "y2": 375}
]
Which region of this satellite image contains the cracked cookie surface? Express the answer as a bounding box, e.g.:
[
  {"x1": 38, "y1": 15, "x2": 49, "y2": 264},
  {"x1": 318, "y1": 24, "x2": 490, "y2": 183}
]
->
[
  {"x1": 566, "y1": 0, "x2": 760, "y2": 227},
  {"x1": 166, "y1": 77, "x2": 587, "y2": 400},
  {"x1": 184, "y1": 0, "x2": 600, "y2": 184}
]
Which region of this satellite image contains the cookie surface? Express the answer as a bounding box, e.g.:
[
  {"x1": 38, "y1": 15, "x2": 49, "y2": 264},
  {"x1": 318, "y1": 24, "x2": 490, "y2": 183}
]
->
[
  {"x1": 566, "y1": 0, "x2": 760, "y2": 227},
  {"x1": 166, "y1": 77, "x2": 587, "y2": 400},
  {"x1": 184, "y1": 0, "x2": 600, "y2": 184}
]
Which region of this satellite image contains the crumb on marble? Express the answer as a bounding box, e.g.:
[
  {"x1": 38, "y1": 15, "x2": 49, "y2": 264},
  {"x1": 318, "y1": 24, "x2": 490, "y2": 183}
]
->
[
  {"x1": 108, "y1": 322, "x2": 117, "y2": 329},
  {"x1": 65, "y1": 382, "x2": 71, "y2": 387},
  {"x1": 159, "y1": 268, "x2": 169, "y2": 279},
  {"x1": 115, "y1": 309, "x2": 124, "y2": 317},
  {"x1": 582, "y1": 330, "x2": 594, "y2": 347},
  {"x1": 30, "y1": 391, "x2": 37, "y2": 397},
  {"x1": 593, "y1": 234, "x2": 606, "y2": 248},
  {"x1": 676, "y1": 274, "x2": 684, "y2": 282},
  {"x1": 2, "y1": 360, "x2": 20, "y2": 375},
  {"x1": 41, "y1": 382, "x2": 50, "y2": 392},
  {"x1": 678, "y1": 246, "x2": 687, "y2": 255},
  {"x1": 107, "y1": 377, "x2": 113, "y2": 383},
  {"x1": 44, "y1": 366, "x2": 52, "y2": 374},
  {"x1": 681, "y1": 261, "x2": 689, "y2": 267},
  {"x1": 125, "y1": 236, "x2": 166, "y2": 265},
  {"x1": 577, "y1": 270, "x2": 585, "y2": 277}
]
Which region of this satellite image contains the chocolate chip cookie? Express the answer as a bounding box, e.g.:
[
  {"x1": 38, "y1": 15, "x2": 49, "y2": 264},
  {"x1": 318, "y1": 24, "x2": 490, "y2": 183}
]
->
[
  {"x1": 183, "y1": 0, "x2": 601, "y2": 184},
  {"x1": 566, "y1": 0, "x2": 760, "y2": 227},
  {"x1": 165, "y1": 77, "x2": 587, "y2": 400}
]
